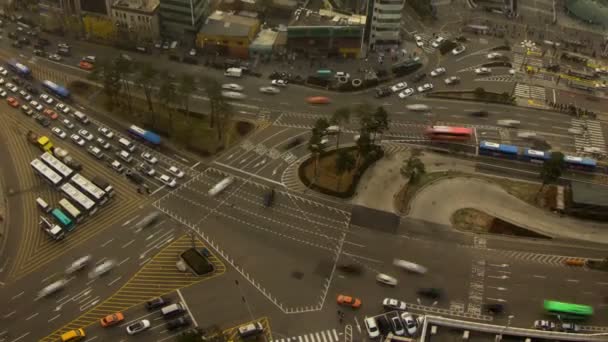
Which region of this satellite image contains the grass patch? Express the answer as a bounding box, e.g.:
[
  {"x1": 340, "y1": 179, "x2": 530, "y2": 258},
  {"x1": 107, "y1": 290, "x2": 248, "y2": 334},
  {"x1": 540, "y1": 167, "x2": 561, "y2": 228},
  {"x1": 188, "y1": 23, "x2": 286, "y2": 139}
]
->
[{"x1": 452, "y1": 208, "x2": 551, "y2": 238}]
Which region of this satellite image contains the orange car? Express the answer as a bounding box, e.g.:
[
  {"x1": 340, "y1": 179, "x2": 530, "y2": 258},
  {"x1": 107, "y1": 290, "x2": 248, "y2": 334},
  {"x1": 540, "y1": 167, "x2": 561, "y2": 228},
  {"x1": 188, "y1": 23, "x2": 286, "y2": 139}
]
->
[
  {"x1": 306, "y1": 96, "x2": 331, "y2": 104},
  {"x1": 43, "y1": 108, "x2": 59, "y2": 120},
  {"x1": 337, "y1": 294, "x2": 362, "y2": 308},
  {"x1": 7, "y1": 97, "x2": 19, "y2": 108},
  {"x1": 100, "y1": 312, "x2": 124, "y2": 327},
  {"x1": 79, "y1": 61, "x2": 93, "y2": 71}
]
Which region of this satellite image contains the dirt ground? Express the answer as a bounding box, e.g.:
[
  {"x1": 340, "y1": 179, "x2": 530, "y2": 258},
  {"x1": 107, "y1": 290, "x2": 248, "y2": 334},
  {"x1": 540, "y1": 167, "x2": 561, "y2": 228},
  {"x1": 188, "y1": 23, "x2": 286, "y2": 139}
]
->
[{"x1": 302, "y1": 150, "x2": 358, "y2": 192}]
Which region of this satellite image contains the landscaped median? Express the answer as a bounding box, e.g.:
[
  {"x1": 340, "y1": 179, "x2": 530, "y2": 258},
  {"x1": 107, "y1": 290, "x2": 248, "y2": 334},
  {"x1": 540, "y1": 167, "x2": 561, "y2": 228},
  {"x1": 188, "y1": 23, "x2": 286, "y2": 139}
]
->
[{"x1": 426, "y1": 88, "x2": 515, "y2": 105}]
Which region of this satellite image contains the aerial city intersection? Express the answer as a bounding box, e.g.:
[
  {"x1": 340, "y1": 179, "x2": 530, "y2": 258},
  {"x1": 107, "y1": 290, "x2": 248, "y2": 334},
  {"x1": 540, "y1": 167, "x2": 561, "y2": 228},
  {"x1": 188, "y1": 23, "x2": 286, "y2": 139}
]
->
[{"x1": 0, "y1": 0, "x2": 607, "y2": 341}]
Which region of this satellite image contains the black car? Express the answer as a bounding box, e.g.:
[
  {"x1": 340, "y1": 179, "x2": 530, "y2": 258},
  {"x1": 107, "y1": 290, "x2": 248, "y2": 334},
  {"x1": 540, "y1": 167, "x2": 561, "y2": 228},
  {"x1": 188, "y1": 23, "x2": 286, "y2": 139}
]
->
[
  {"x1": 471, "y1": 111, "x2": 489, "y2": 117},
  {"x1": 25, "y1": 85, "x2": 39, "y2": 95},
  {"x1": 483, "y1": 303, "x2": 504, "y2": 314},
  {"x1": 34, "y1": 49, "x2": 46, "y2": 57},
  {"x1": 35, "y1": 114, "x2": 50, "y2": 127},
  {"x1": 284, "y1": 137, "x2": 302, "y2": 150},
  {"x1": 37, "y1": 38, "x2": 50, "y2": 46},
  {"x1": 11, "y1": 40, "x2": 22, "y2": 48},
  {"x1": 11, "y1": 76, "x2": 23, "y2": 86},
  {"x1": 263, "y1": 188, "x2": 275, "y2": 207},
  {"x1": 8, "y1": 31, "x2": 17, "y2": 39},
  {"x1": 18, "y1": 37, "x2": 29, "y2": 45},
  {"x1": 412, "y1": 73, "x2": 426, "y2": 83},
  {"x1": 417, "y1": 288, "x2": 442, "y2": 299},
  {"x1": 375, "y1": 87, "x2": 392, "y2": 98},
  {"x1": 167, "y1": 317, "x2": 190, "y2": 331},
  {"x1": 126, "y1": 169, "x2": 145, "y2": 185},
  {"x1": 146, "y1": 296, "x2": 169, "y2": 310}
]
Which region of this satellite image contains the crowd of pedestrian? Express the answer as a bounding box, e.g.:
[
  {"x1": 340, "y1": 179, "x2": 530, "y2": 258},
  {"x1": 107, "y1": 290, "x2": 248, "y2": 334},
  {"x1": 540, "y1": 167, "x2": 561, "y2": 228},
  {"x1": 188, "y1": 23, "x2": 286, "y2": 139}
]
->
[{"x1": 547, "y1": 101, "x2": 597, "y2": 118}]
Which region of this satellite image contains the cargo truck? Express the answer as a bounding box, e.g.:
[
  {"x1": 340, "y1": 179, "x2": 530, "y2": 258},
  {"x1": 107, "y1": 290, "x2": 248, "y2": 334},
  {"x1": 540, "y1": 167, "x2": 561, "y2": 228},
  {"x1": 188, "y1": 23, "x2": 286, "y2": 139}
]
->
[
  {"x1": 40, "y1": 216, "x2": 65, "y2": 240},
  {"x1": 26, "y1": 131, "x2": 82, "y2": 171}
]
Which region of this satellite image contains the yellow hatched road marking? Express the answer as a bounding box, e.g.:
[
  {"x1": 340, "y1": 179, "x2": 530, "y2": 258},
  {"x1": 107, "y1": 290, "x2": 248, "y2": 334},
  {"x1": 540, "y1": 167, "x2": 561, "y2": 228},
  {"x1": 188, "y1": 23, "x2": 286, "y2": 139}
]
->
[{"x1": 41, "y1": 235, "x2": 226, "y2": 342}]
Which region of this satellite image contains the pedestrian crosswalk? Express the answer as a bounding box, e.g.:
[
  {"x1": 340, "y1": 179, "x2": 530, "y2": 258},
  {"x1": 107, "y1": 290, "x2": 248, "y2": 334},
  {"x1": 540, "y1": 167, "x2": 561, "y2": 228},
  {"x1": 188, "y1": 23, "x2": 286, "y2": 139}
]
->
[
  {"x1": 281, "y1": 160, "x2": 308, "y2": 192},
  {"x1": 512, "y1": 54, "x2": 544, "y2": 69},
  {"x1": 271, "y1": 329, "x2": 340, "y2": 342},
  {"x1": 475, "y1": 75, "x2": 515, "y2": 83},
  {"x1": 571, "y1": 119, "x2": 606, "y2": 154},
  {"x1": 513, "y1": 83, "x2": 546, "y2": 101},
  {"x1": 485, "y1": 249, "x2": 592, "y2": 268}
]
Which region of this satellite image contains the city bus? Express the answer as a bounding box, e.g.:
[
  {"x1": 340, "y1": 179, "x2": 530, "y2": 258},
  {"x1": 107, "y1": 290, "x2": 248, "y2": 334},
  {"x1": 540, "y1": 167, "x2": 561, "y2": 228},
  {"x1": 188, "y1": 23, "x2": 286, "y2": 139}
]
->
[
  {"x1": 128, "y1": 124, "x2": 161, "y2": 146},
  {"x1": 6, "y1": 59, "x2": 32, "y2": 79},
  {"x1": 58, "y1": 198, "x2": 83, "y2": 223},
  {"x1": 71, "y1": 173, "x2": 108, "y2": 206},
  {"x1": 40, "y1": 152, "x2": 73, "y2": 180},
  {"x1": 51, "y1": 208, "x2": 75, "y2": 232},
  {"x1": 479, "y1": 141, "x2": 518, "y2": 159},
  {"x1": 543, "y1": 300, "x2": 593, "y2": 320},
  {"x1": 30, "y1": 159, "x2": 63, "y2": 187},
  {"x1": 42, "y1": 80, "x2": 70, "y2": 99},
  {"x1": 567, "y1": 80, "x2": 595, "y2": 92},
  {"x1": 425, "y1": 126, "x2": 473, "y2": 141},
  {"x1": 208, "y1": 177, "x2": 235, "y2": 196},
  {"x1": 60, "y1": 182, "x2": 97, "y2": 216}
]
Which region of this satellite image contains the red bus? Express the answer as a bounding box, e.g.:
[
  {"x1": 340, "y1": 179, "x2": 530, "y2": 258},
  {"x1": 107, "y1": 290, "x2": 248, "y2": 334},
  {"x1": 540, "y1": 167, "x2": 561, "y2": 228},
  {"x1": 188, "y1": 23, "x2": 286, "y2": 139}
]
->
[{"x1": 426, "y1": 126, "x2": 473, "y2": 141}]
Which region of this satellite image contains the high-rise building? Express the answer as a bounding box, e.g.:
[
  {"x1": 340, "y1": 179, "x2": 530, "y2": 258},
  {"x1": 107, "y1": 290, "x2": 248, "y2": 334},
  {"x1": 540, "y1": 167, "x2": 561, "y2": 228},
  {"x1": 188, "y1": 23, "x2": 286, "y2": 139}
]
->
[
  {"x1": 159, "y1": 0, "x2": 211, "y2": 37},
  {"x1": 367, "y1": 0, "x2": 404, "y2": 52}
]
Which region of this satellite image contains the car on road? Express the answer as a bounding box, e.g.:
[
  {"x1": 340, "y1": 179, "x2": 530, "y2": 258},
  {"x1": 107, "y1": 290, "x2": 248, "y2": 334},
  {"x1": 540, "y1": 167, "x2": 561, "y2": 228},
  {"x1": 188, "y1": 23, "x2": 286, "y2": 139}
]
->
[
  {"x1": 62, "y1": 118, "x2": 75, "y2": 129},
  {"x1": 393, "y1": 259, "x2": 427, "y2": 274},
  {"x1": 78, "y1": 129, "x2": 94, "y2": 141},
  {"x1": 400, "y1": 312, "x2": 418, "y2": 336},
  {"x1": 451, "y1": 45, "x2": 466, "y2": 55},
  {"x1": 398, "y1": 88, "x2": 415, "y2": 99},
  {"x1": 141, "y1": 152, "x2": 158, "y2": 164},
  {"x1": 18, "y1": 89, "x2": 32, "y2": 101},
  {"x1": 390, "y1": 315, "x2": 405, "y2": 336},
  {"x1": 375, "y1": 87, "x2": 392, "y2": 98},
  {"x1": 79, "y1": 61, "x2": 93, "y2": 70},
  {"x1": 7, "y1": 96, "x2": 19, "y2": 107},
  {"x1": 100, "y1": 312, "x2": 124, "y2": 327},
  {"x1": 414, "y1": 35, "x2": 424, "y2": 47},
  {"x1": 534, "y1": 320, "x2": 556, "y2": 331},
  {"x1": 259, "y1": 86, "x2": 280, "y2": 94},
  {"x1": 444, "y1": 76, "x2": 460, "y2": 85},
  {"x1": 487, "y1": 52, "x2": 503, "y2": 59},
  {"x1": 87, "y1": 145, "x2": 104, "y2": 159},
  {"x1": 96, "y1": 137, "x2": 111, "y2": 150},
  {"x1": 167, "y1": 317, "x2": 190, "y2": 331},
  {"x1": 364, "y1": 317, "x2": 380, "y2": 338},
  {"x1": 52, "y1": 127, "x2": 67, "y2": 139},
  {"x1": 111, "y1": 160, "x2": 124, "y2": 173},
  {"x1": 417, "y1": 288, "x2": 442, "y2": 299},
  {"x1": 271, "y1": 79, "x2": 288, "y2": 87},
  {"x1": 6, "y1": 83, "x2": 18, "y2": 93},
  {"x1": 138, "y1": 163, "x2": 156, "y2": 176},
  {"x1": 222, "y1": 91, "x2": 247, "y2": 99},
  {"x1": 40, "y1": 93, "x2": 54, "y2": 104},
  {"x1": 0, "y1": 88, "x2": 6, "y2": 98},
  {"x1": 430, "y1": 67, "x2": 446, "y2": 77},
  {"x1": 146, "y1": 296, "x2": 169, "y2": 310},
  {"x1": 88, "y1": 260, "x2": 115, "y2": 279},
  {"x1": 126, "y1": 319, "x2": 151, "y2": 335},
  {"x1": 48, "y1": 53, "x2": 62, "y2": 61},
  {"x1": 306, "y1": 96, "x2": 331, "y2": 104},
  {"x1": 168, "y1": 166, "x2": 184, "y2": 178},
  {"x1": 98, "y1": 127, "x2": 114, "y2": 139},
  {"x1": 406, "y1": 104, "x2": 430, "y2": 112},
  {"x1": 60, "y1": 329, "x2": 86, "y2": 342},
  {"x1": 382, "y1": 298, "x2": 407, "y2": 310},
  {"x1": 483, "y1": 303, "x2": 504, "y2": 315},
  {"x1": 471, "y1": 111, "x2": 489, "y2": 117},
  {"x1": 159, "y1": 174, "x2": 177, "y2": 187},
  {"x1": 475, "y1": 67, "x2": 492, "y2": 75},
  {"x1": 56, "y1": 102, "x2": 70, "y2": 114},
  {"x1": 560, "y1": 322, "x2": 580, "y2": 332},
  {"x1": 390, "y1": 82, "x2": 408, "y2": 93},
  {"x1": 43, "y1": 108, "x2": 59, "y2": 120},
  {"x1": 376, "y1": 273, "x2": 398, "y2": 286},
  {"x1": 35, "y1": 115, "x2": 51, "y2": 127},
  {"x1": 65, "y1": 255, "x2": 92, "y2": 274},
  {"x1": 417, "y1": 83, "x2": 433, "y2": 93},
  {"x1": 221, "y1": 83, "x2": 243, "y2": 91},
  {"x1": 431, "y1": 36, "x2": 446, "y2": 48},
  {"x1": 29, "y1": 100, "x2": 43, "y2": 112},
  {"x1": 0, "y1": 67, "x2": 7, "y2": 76},
  {"x1": 38, "y1": 278, "x2": 68, "y2": 298},
  {"x1": 337, "y1": 295, "x2": 362, "y2": 308},
  {"x1": 335, "y1": 71, "x2": 350, "y2": 79}
]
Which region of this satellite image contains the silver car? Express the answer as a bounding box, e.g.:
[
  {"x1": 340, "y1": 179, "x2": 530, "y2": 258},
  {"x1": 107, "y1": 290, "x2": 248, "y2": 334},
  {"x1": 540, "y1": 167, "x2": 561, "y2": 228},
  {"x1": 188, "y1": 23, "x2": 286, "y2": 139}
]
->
[
  {"x1": 376, "y1": 273, "x2": 398, "y2": 286},
  {"x1": 65, "y1": 255, "x2": 92, "y2": 274},
  {"x1": 259, "y1": 86, "x2": 280, "y2": 94},
  {"x1": 88, "y1": 259, "x2": 115, "y2": 279},
  {"x1": 393, "y1": 259, "x2": 427, "y2": 274}
]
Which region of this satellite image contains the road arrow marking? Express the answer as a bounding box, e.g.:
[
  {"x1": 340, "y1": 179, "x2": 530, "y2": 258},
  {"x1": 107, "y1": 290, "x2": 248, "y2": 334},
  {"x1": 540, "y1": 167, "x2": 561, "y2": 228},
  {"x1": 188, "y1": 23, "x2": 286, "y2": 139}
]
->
[
  {"x1": 489, "y1": 263, "x2": 509, "y2": 267},
  {"x1": 487, "y1": 286, "x2": 508, "y2": 291},
  {"x1": 488, "y1": 275, "x2": 509, "y2": 279},
  {"x1": 486, "y1": 297, "x2": 507, "y2": 302}
]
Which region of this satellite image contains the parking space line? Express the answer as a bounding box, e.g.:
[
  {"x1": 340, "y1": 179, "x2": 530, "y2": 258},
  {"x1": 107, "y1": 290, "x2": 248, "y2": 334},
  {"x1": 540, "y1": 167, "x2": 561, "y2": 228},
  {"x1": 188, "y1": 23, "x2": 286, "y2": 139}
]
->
[{"x1": 177, "y1": 289, "x2": 198, "y2": 327}]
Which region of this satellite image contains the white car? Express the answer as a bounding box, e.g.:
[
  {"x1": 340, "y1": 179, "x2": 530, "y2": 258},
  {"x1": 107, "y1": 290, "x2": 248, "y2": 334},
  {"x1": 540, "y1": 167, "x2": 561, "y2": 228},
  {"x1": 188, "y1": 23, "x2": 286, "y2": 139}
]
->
[
  {"x1": 271, "y1": 79, "x2": 288, "y2": 87},
  {"x1": 70, "y1": 134, "x2": 85, "y2": 146},
  {"x1": 383, "y1": 298, "x2": 407, "y2": 310},
  {"x1": 430, "y1": 67, "x2": 446, "y2": 77},
  {"x1": 221, "y1": 83, "x2": 243, "y2": 91},
  {"x1": 390, "y1": 82, "x2": 408, "y2": 93},
  {"x1": 98, "y1": 127, "x2": 114, "y2": 139},
  {"x1": 111, "y1": 160, "x2": 124, "y2": 173},
  {"x1": 78, "y1": 129, "x2": 94, "y2": 141},
  {"x1": 88, "y1": 260, "x2": 115, "y2": 279},
  {"x1": 168, "y1": 166, "x2": 184, "y2": 178},
  {"x1": 29, "y1": 100, "x2": 43, "y2": 112},
  {"x1": 56, "y1": 103, "x2": 70, "y2": 114},
  {"x1": 65, "y1": 255, "x2": 92, "y2": 274},
  {"x1": 509, "y1": 69, "x2": 516, "y2": 75},
  {"x1": 335, "y1": 71, "x2": 350, "y2": 79},
  {"x1": 259, "y1": 86, "x2": 280, "y2": 94},
  {"x1": 141, "y1": 152, "x2": 158, "y2": 164},
  {"x1": 0, "y1": 89, "x2": 6, "y2": 98},
  {"x1": 364, "y1": 317, "x2": 380, "y2": 339},
  {"x1": 431, "y1": 36, "x2": 446, "y2": 48},
  {"x1": 376, "y1": 273, "x2": 398, "y2": 286},
  {"x1": 48, "y1": 54, "x2": 62, "y2": 61},
  {"x1": 406, "y1": 104, "x2": 430, "y2": 111},
  {"x1": 534, "y1": 320, "x2": 556, "y2": 331},
  {"x1": 475, "y1": 67, "x2": 492, "y2": 75},
  {"x1": 400, "y1": 312, "x2": 418, "y2": 336},
  {"x1": 0, "y1": 78, "x2": 4, "y2": 85},
  {"x1": 126, "y1": 319, "x2": 151, "y2": 335},
  {"x1": 96, "y1": 137, "x2": 111, "y2": 150},
  {"x1": 222, "y1": 91, "x2": 247, "y2": 99},
  {"x1": 444, "y1": 76, "x2": 460, "y2": 85},
  {"x1": 38, "y1": 279, "x2": 68, "y2": 298},
  {"x1": 487, "y1": 52, "x2": 503, "y2": 59},
  {"x1": 6, "y1": 83, "x2": 18, "y2": 93},
  {"x1": 62, "y1": 118, "x2": 74, "y2": 129},
  {"x1": 19, "y1": 90, "x2": 32, "y2": 101},
  {"x1": 139, "y1": 163, "x2": 156, "y2": 176},
  {"x1": 51, "y1": 127, "x2": 67, "y2": 139},
  {"x1": 0, "y1": 67, "x2": 7, "y2": 76},
  {"x1": 391, "y1": 316, "x2": 406, "y2": 336},
  {"x1": 393, "y1": 259, "x2": 427, "y2": 274},
  {"x1": 159, "y1": 174, "x2": 177, "y2": 188},
  {"x1": 40, "y1": 93, "x2": 54, "y2": 104},
  {"x1": 414, "y1": 35, "x2": 424, "y2": 47},
  {"x1": 398, "y1": 88, "x2": 415, "y2": 99},
  {"x1": 452, "y1": 45, "x2": 466, "y2": 55},
  {"x1": 189, "y1": 48, "x2": 197, "y2": 56},
  {"x1": 417, "y1": 83, "x2": 434, "y2": 93}
]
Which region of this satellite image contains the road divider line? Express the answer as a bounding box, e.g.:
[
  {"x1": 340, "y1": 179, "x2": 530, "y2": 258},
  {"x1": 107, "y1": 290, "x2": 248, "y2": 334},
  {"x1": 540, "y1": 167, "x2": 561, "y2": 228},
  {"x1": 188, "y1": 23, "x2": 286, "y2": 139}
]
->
[
  {"x1": 25, "y1": 313, "x2": 39, "y2": 321},
  {"x1": 101, "y1": 238, "x2": 114, "y2": 247},
  {"x1": 8, "y1": 332, "x2": 30, "y2": 342},
  {"x1": 177, "y1": 289, "x2": 198, "y2": 328},
  {"x1": 11, "y1": 291, "x2": 24, "y2": 301},
  {"x1": 48, "y1": 314, "x2": 60, "y2": 322},
  {"x1": 108, "y1": 276, "x2": 122, "y2": 287},
  {"x1": 122, "y1": 239, "x2": 135, "y2": 248}
]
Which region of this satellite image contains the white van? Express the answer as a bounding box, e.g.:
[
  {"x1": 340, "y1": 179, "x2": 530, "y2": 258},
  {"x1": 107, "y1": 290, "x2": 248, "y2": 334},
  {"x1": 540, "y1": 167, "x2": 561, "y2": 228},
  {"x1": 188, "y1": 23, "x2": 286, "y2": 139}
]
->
[
  {"x1": 36, "y1": 197, "x2": 51, "y2": 213},
  {"x1": 118, "y1": 137, "x2": 136, "y2": 152},
  {"x1": 73, "y1": 111, "x2": 90, "y2": 124},
  {"x1": 161, "y1": 302, "x2": 185, "y2": 317},
  {"x1": 238, "y1": 322, "x2": 264, "y2": 338},
  {"x1": 118, "y1": 150, "x2": 133, "y2": 163},
  {"x1": 364, "y1": 317, "x2": 380, "y2": 338},
  {"x1": 224, "y1": 67, "x2": 243, "y2": 78}
]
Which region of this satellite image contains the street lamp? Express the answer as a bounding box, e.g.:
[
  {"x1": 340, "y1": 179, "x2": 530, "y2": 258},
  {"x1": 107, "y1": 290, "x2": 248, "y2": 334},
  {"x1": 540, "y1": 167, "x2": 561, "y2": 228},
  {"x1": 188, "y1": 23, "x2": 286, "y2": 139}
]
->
[{"x1": 496, "y1": 315, "x2": 514, "y2": 342}]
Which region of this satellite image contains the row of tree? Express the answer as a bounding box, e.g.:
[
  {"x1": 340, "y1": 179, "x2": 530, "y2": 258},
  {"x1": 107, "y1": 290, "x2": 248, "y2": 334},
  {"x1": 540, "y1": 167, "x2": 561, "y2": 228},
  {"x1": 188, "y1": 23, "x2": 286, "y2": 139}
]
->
[{"x1": 89, "y1": 56, "x2": 233, "y2": 147}]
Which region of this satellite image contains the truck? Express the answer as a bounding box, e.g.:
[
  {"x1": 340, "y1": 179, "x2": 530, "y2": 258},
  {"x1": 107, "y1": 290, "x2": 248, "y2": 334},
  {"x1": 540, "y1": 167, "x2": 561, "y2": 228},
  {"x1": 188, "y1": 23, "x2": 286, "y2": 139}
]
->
[
  {"x1": 224, "y1": 67, "x2": 242, "y2": 78},
  {"x1": 27, "y1": 130, "x2": 53, "y2": 152},
  {"x1": 92, "y1": 176, "x2": 114, "y2": 197},
  {"x1": 52, "y1": 147, "x2": 83, "y2": 172},
  {"x1": 40, "y1": 216, "x2": 65, "y2": 240}
]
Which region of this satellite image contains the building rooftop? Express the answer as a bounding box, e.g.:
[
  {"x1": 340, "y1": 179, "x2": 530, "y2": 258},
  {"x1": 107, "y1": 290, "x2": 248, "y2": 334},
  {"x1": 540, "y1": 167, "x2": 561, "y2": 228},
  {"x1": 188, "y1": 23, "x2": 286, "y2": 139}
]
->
[
  {"x1": 571, "y1": 181, "x2": 608, "y2": 207},
  {"x1": 200, "y1": 10, "x2": 260, "y2": 37},
  {"x1": 251, "y1": 29, "x2": 279, "y2": 48},
  {"x1": 290, "y1": 8, "x2": 366, "y2": 26},
  {"x1": 112, "y1": 0, "x2": 159, "y2": 13}
]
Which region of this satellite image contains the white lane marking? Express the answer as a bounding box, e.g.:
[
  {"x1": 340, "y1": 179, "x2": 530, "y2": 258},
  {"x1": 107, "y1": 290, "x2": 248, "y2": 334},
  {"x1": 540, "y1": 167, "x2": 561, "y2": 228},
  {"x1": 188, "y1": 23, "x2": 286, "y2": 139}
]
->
[
  {"x1": 48, "y1": 314, "x2": 60, "y2": 322},
  {"x1": 118, "y1": 257, "x2": 130, "y2": 266},
  {"x1": 139, "y1": 257, "x2": 151, "y2": 266},
  {"x1": 151, "y1": 185, "x2": 166, "y2": 195},
  {"x1": 3, "y1": 311, "x2": 16, "y2": 318},
  {"x1": 597, "y1": 282, "x2": 608, "y2": 286},
  {"x1": 122, "y1": 239, "x2": 135, "y2": 248},
  {"x1": 566, "y1": 279, "x2": 579, "y2": 283},
  {"x1": 108, "y1": 276, "x2": 122, "y2": 286},
  {"x1": 11, "y1": 291, "x2": 24, "y2": 300},
  {"x1": 41, "y1": 273, "x2": 57, "y2": 283},
  {"x1": 177, "y1": 289, "x2": 199, "y2": 327},
  {"x1": 25, "y1": 312, "x2": 39, "y2": 321},
  {"x1": 191, "y1": 161, "x2": 201, "y2": 169},
  {"x1": 533, "y1": 275, "x2": 546, "y2": 278},
  {"x1": 101, "y1": 238, "x2": 114, "y2": 247},
  {"x1": 8, "y1": 332, "x2": 30, "y2": 342}
]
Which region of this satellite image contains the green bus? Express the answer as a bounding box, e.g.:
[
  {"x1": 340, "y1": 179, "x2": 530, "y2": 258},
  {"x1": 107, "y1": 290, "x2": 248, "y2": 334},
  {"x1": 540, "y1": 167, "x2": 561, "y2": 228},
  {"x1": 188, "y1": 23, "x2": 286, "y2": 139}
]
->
[
  {"x1": 317, "y1": 69, "x2": 332, "y2": 79},
  {"x1": 51, "y1": 208, "x2": 75, "y2": 232},
  {"x1": 544, "y1": 300, "x2": 593, "y2": 320}
]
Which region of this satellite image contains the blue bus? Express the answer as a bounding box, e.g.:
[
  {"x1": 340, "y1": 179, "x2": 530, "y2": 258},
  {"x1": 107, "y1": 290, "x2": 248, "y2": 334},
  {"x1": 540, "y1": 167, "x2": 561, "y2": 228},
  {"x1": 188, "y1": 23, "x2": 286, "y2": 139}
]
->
[
  {"x1": 7, "y1": 59, "x2": 31, "y2": 79},
  {"x1": 479, "y1": 141, "x2": 519, "y2": 159},
  {"x1": 564, "y1": 155, "x2": 596, "y2": 171},
  {"x1": 522, "y1": 148, "x2": 551, "y2": 164},
  {"x1": 51, "y1": 208, "x2": 75, "y2": 231},
  {"x1": 128, "y1": 124, "x2": 161, "y2": 145},
  {"x1": 42, "y1": 80, "x2": 70, "y2": 99}
]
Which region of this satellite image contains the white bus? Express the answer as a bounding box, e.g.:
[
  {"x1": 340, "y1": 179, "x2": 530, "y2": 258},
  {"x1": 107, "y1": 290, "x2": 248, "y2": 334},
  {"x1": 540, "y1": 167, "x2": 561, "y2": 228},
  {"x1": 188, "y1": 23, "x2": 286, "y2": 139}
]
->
[
  {"x1": 60, "y1": 182, "x2": 97, "y2": 215},
  {"x1": 71, "y1": 173, "x2": 108, "y2": 205},
  {"x1": 208, "y1": 177, "x2": 234, "y2": 196},
  {"x1": 30, "y1": 159, "x2": 63, "y2": 187},
  {"x1": 58, "y1": 198, "x2": 83, "y2": 223},
  {"x1": 40, "y1": 152, "x2": 73, "y2": 180}
]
